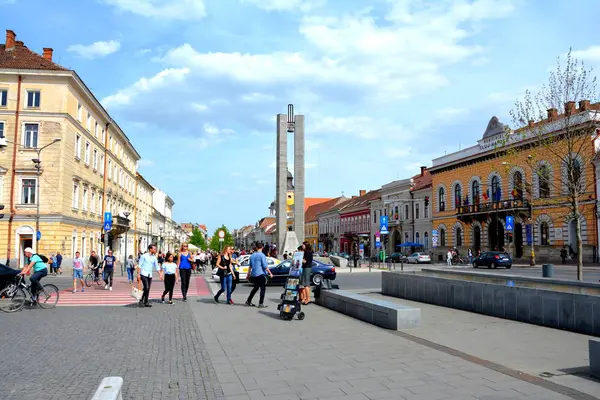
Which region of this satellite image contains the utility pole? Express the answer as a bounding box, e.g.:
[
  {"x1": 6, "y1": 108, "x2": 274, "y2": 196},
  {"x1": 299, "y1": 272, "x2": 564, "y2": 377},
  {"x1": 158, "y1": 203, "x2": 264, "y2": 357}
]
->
[
  {"x1": 33, "y1": 138, "x2": 61, "y2": 250},
  {"x1": 123, "y1": 211, "x2": 130, "y2": 277}
]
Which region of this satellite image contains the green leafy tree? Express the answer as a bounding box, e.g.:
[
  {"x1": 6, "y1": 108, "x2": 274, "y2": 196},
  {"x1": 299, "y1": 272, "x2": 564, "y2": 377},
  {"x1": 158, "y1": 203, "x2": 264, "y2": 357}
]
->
[
  {"x1": 209, "y1": 225, "x2": 234, "y2": 252},
  {"x1": 189, "y1": 227, "x2": 206, "y2": 250}
]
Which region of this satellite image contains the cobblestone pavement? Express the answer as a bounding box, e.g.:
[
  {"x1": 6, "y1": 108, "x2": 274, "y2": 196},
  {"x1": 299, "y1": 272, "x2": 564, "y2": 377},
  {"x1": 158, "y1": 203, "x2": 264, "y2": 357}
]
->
[
  {"x1": 192, "y1": 287, "x2": 594, "y2": 400},
  {"x1": 0, "y1": 303, "x2": 224, "y2": 400}
]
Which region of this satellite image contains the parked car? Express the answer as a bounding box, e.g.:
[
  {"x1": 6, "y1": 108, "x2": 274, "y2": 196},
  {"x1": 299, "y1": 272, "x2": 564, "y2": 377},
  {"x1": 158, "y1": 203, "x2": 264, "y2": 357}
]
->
[
  {"x1": 472, "y1": 252, "x2": 512, "y2": 269},
  {"x1": 267, "y1": 259, "x2": 336, "y2": 286},
  {"x1": 385, "y1": 252, "x2": 407, "y2": 263},
  {"x1": 406, "y1": 252, "x2": 431, "y2": 264},
  {"x1": 212, "y1": 256, "x2": 280, "y2": 282}
]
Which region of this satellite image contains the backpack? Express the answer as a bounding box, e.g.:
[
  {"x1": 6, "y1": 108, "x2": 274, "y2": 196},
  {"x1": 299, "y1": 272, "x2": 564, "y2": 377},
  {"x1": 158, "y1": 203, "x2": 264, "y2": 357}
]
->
[{"x1": 34, "y1": 254, "x2": 49, "y2": 263}]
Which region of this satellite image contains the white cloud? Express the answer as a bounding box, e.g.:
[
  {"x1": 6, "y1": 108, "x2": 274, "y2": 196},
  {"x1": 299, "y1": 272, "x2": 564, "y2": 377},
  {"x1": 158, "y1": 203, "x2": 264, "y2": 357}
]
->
[
  {"x1": 572, "y1": 46, "x2": 600, "y2": 62},
  {"x1": 104, "y1": 0, "x2": 206, "y2": 20},
  {"x1": 240, "y1": 92, "x2": 276, "y2": 103},
  {"x1": 67, "y1": 40, "x2": 121, "y2": 59},
  {"x1": 435, "y1": 108, "x2": 468, "y2": 119},
  {"x1": 241, "y1": 0, "x2": 325, "y2": 12},
  {"x1": 138, "y1": 159, "x2": 155, "y2": 167},
  {"x1": 191, "y1": 103, "x2": 209, "y2": 112}
]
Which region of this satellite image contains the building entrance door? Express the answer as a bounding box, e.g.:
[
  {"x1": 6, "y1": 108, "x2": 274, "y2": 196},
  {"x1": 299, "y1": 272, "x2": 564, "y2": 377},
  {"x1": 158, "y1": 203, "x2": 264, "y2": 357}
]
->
[
  {"x1": 488, "y1": 218, "x2": 505, "y2": 251},
  {"x1": 514, "y1": 223, "x2": 523, "y2": 258},
  {"x1": 19, "y1": 236, "x2": 33, "y2": 269},
  {"x1": 473, "y1": 226, "x2": 481, "y2": 253}
]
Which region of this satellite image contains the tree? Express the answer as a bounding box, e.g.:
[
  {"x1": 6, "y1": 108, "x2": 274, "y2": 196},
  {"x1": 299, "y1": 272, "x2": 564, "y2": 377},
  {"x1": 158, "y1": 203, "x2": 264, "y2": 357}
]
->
[
  {"x1": 209, "y1": 225, "x2": 234, "y2": 252},
  {"x1": 506, "y1": 50, "x2": 598, "y2": 280},
  {"x1": 189, "y1": 227, "x2": 206, "y2": 250}
]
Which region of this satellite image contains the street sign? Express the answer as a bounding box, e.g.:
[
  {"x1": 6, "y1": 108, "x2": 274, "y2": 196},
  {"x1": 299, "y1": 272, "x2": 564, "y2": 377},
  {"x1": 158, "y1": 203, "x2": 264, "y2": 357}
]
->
[
  {"x1": 505, "y1": 216, "x2": 514, "y2": 231},
  {"x1": 104, "y1": 212, "x2": 112, "y2": 231},
  {"x1": 359, "y1": 243, "x2": 364, "y2": 258},
  {"x1": 432, "y1": 229, "x2": 438, "y2": 236},
  {"x1": 431, "y1": 236, "x2": 438, "y2": 243},
  {"x1": 104, "y1": 221, "x2": 112, "y2": 231},
  {"x1": 375, "y1": 235, "x2": 381, "y2": 248},
  {"x1": 218, "y1": 230, "x2": 225, "y2": 239},
  {"x1": 219, "y1": 238, "x2": 224, "y2": 242},
  {"x1": 36, "y1": 231, "x2": 41, "y2": 241},
  {"x1": 380, "y1": 216, "x2": 389, "y2": 235}
]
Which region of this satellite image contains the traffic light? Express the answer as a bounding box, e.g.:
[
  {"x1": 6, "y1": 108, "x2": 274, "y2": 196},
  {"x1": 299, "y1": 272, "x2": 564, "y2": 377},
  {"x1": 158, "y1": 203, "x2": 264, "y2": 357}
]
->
[
  {"x1": 100, "y1": 233, "x2": 105, "y2": 243},
  {"x1": 0, "y1": 204, "x2": 4, "y2": 219},
  {"x1": 424, "y1": 196, "x2": 429, "y2": 207}
]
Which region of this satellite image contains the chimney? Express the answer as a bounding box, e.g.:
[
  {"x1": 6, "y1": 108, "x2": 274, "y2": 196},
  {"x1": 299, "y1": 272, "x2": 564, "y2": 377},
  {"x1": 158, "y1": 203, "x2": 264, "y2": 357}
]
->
[
  {"x1": 579, "y1": 100, "x2": 591, "y2": 111},
  {"x1": 15, "y1": 40, "x2": 24, "y2": 47},
  {"x1": 352, "y1": 196, "x2": 357, "y2": 199},
  {"x1": 547, "y1": 108, "x2": 558, "y2": 121},
  {"x1": 420, "y1": 166, "x2": 426, "y2": 176},
  {"x1": 359, "y1": 190, "x2": 366, "y2": 196},
  {"x1": 43, "y1": 48, "x2": 53, "y2": 61},
  {"x1": 565, "y1": 101, "x2": 576, "y2": 115},
  {"x1": 528, "y1": 120, "x2": 535, "y2": 128},
  {"x1": 5, "y1": 30, "x2": 15, "y2": 50}
]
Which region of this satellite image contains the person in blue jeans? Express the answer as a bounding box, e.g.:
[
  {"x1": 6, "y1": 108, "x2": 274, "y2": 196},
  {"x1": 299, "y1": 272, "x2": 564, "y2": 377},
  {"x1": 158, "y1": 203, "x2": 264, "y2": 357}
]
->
[
  {"x1": 126, "y1": 255, "x2": 135, "y2": 284},
  {"x1": 214, "y1": 246, "x2": 235, "y2": 305},
  {"x1": 20, "y1": 247, "x2": 48, "y2": 303},
  {"x1": 177, "y1": 243, "x2": 194, "y2": 301},
  {"x1": 245, "y1": 243, "x2": 273, "y2": 308}
]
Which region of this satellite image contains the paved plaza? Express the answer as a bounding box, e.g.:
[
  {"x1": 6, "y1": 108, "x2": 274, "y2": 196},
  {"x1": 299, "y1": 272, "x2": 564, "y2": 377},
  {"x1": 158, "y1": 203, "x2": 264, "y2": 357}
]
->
[{"x1": 0, "y1": 275, "x2": 599, "y2": 400}]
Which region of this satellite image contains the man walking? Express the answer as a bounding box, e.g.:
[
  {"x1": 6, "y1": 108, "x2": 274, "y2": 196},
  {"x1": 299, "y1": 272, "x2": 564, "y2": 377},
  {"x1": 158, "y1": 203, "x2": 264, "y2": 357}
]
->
[
  {"x1": 103, "y1": 249, "x2": 117, "y2": 290},
  {"x1": 89, "y1": 250, "x2": 99, "y2": 282},
  {"x1": 138, "y1": 244, "x2": 160, "y2": 307},
  {"x1": 72, "y1": 251, "x2": 85, "y2": 293},
  {"x1": 245, "y1": 243, "x2": 273, "y2": 308}
]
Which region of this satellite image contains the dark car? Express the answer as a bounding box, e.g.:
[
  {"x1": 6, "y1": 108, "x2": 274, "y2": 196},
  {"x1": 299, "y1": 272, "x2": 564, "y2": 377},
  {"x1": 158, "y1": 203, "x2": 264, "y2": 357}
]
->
[
  {"x1": 472, "y1": 252, "x2": 512, "y2": 269},
  {"x1": 385, "y1": 252, "x2": 407, "y2": 263},
  {"x1": 268, "y1": 259, "x2": 336, "y2": 286}
]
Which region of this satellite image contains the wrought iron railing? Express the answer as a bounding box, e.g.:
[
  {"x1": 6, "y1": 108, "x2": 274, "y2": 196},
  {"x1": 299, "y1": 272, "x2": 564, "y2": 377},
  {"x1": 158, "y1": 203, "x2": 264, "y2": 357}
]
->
[{"x1": 457, "y1": 199, "x2": 530, "y2": 215}]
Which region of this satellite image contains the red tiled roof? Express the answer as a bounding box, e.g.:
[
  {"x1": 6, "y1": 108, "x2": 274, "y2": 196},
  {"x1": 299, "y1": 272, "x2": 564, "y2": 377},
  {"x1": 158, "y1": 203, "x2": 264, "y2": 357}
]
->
[
  {"x1": 304, "y1": 198, "x2": 333, "y2": 211},
  {"x1": 199, "y1": 224, "x2": 207, "y2": 231},
  {"x1": 340, "y1": 190, "x2": 381, "y2": 214},
  {"x1": 0, "y1": 44, "x2": 68, "y2": 71},
  {"x1": 259, "y1": 217, "x2": 275, "y2": 230},
  {"x1": 305, "y1": 197, "x2": 344, "y2": 223},
  {"x1": 411, "y1": 169, "x2": 432, "y2": 191}
]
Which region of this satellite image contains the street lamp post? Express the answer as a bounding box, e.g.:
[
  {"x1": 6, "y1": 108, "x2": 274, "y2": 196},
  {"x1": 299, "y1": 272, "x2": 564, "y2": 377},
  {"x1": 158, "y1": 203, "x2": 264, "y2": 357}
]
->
[
  {"x1": 146, "y1": 220, "x2": 151, "y2": 250},
  {"x1": 159, "y1": 226, "x2": 164, "y2": 252},
  {"x1": 123, "y1": 211, "x2": 130, "y2": 277},
  {"x1": 32, "y1": 138, "x2": 62, "y2": 250}
]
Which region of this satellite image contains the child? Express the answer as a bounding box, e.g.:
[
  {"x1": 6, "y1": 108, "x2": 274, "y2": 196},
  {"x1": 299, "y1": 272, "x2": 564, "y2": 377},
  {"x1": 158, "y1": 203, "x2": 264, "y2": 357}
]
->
[{"x1": 160, "y1": 252, "x2": 178, "y2": 304}]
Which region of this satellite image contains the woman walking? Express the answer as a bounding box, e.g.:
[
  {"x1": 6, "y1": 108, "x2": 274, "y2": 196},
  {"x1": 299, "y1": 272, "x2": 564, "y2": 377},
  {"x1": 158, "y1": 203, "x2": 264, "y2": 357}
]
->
[
  {"x1": 161, "y1": 253, "x2": 179, "y2": 304},
  {"x1": 177, "y1": 243, "x2": 194, "y2": 302},
  {"x1": 300, "y1": 242, "x2": 314, "y2": 305},
  {"x1": 214, "y1": 246, "x2": 235, "y2": 305},
  {"x1": 126, "y1": 255, "x2": 135, "y2": 284}
]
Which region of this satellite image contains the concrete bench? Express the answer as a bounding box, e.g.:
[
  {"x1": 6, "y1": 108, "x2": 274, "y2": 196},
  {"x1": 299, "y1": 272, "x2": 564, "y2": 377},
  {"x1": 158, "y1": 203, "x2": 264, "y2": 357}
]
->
[
  {"x1": 315, "y1": 289, "x2": 420, "y2": 330},
  {"x1": 91, "y1": 377, "x2": 123, "y2": 400},
  {"x1": 591, "y1": 340, "x2": 600, "y2": 379}
]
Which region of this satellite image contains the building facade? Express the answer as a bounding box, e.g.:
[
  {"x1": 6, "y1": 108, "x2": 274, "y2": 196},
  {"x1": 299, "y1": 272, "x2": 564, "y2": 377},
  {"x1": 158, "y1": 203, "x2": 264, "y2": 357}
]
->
[
  {"x1": 305, "y1": 196, "x2": 345, "y2": 252},
  {"x1": 430, "y1": 110, "x2": 599, "y2": 264},
  {"x1": 370, "y1": 179, "x2": 412, "y2": 256},
  {"x1": 339, "y1": 190, "x2": 381, "y2": 257}
]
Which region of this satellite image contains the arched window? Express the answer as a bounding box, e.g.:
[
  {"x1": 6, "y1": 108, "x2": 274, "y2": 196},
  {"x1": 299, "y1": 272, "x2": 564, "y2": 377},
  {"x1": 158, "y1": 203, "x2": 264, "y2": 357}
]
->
[
  {"x1": 538, "y1": 165, "x2": 550, "y2": 198},
  {"x1": 513, "y1": 172, "x2": 523, "y2": 200},
  {"x1": 540, "y1": 222, "x2": 550, "y2": 245},
  {"x1": 491, "y1": 176, "x2": 500, "y2": 202},
  {"x1": 472, "y1": 180, "x2": 480, "y2": 204},
  {"x1": 571, "y1": 158, "x2": 582, "y2": 191},
  {"x1": 424, "y1": 232, "x2": 429, "y2": 250},
  {"x1": 438, "y1": 187, "x2": 445, "y2": 211},
  {"x1": 440, "y1": 229, "x2": 446, "y2": 247},
  {"x1": 456, "y1": 227, "x2": 462, "y2": 246},
  {"x1": 415, "y1": 232, "x2": 420, "y2": 244},
  {"x1": 454, "y1": 184, "x2": 462, "y2": 208}
]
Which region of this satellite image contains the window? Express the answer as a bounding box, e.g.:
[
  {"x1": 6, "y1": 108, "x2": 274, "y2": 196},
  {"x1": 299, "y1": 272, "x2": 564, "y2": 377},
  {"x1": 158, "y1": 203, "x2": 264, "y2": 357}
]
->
[
  {"x1": 472, "y1": 180, "x2": 480, "y2": 204},
  {"x1": 538, "y1": 165, "x2": 550, "y2": 198},
  {"x1": 108, "y1": 160, "x2": 112, "y2": 180},
  {"x1": 110, "y1": 135, "x2": 113, "y2": 150},
  {"x1": 571, "y1": 158, "x2": 582, "y2": 191},
  {"x1": 82, "y1": 187, "x2": 88, "y2": 211},
  {"x1": 91, "y1": 191, "x2": 96, "y2": 213},
  {"x1": 21, "y1": 178, "x2": 36, "y2": 204},
  {"x1": 0, "y1": 89, "x2": 7, "y2": 107},
  {"x1": 85, "y1": 142, "x2": 90, "y2": 164},
  {"x1": 23, "y1": 123, "x2": 38, "y2": 148},
  {"x1": 98, "y1": 193, "x2": 103, "y2": 212},
  {"x1": 440, "y1": 229, "x2": 446, "y2": 247},
  {"x1": 405, "y1": 204, "x2": 409, "y2": 220},
  {"x1": 424, "y1": 201, "x2": 429, "y2": 218},
  {"x1": 77, "y1": 103, "x2": 82, "y2": 121},
  {"x1": 0, "y1": 121, "x2": 4, "y2": 138},
  {"x1": 73, "y1": 182, "x2": 79, "y2": 208},
  {"x1": 456, "y1": 227, "x2": 462, "y2": 246},
  {"x1": 72, "y1": 231, "x2": 77, "y2": 258},
  {"x1": 415, "y1": 204, "x2": 420, "y2": 219},
  {"x1": 540, "y1": 222, "x2": 550, "y2": 245},
  {"x1": 438, "y1": 187, "x2": 445, "y2": 211},
  {"x1": 454, "y1": 184, "x2": 462, "y2": 208},
  {"x1": 100, "y1": 154, "x2": 104, "y2": 175},
  {"x1": 94, "y1": 122, "x2": 98, "y2": 138},
  {"x1": 26, "y1": 90, "x2": 40, "y2": 108},
  {"x1": 491, "y1": 176, "x2": 500, "y2": 201},
  {"x1": 75, "y1": 135, "x2": 81, "y2": 158},
  {"x1": 424, "y1": 232, "x2": 429, "y2": 250},
  {"x1": 513, "y1": 172, "x2": 523, "y2": 200},
  {"x1": 415, "y1": 232, "x2": 420, "y2": 244},
  {"x1": 93, "y1": 149, "x2": 98, "y2": 170},
  {"x1": 101, "y1": 128, "x2": 106, "y2": 143},
  {"x1": 87, "y1": 113, "x2": 91, "y2": 130}
]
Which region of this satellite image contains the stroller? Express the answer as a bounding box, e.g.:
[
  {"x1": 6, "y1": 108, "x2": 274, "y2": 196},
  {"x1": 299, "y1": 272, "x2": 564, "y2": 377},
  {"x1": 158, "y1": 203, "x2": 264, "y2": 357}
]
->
[{"x1": 0, "y1": 264, "x2": 20, "y2": 292}]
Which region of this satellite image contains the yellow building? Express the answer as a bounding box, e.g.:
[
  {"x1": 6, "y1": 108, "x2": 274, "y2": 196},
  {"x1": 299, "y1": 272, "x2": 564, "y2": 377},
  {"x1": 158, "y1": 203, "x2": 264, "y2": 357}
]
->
[
  {"x1": 0, "y1": 30, "x2": 145, "y2": 267},
  {"x1": 305, "y1": 197, "x2": 345, "y2": 252},
  {"x1": 430, "y1": 107, "x2": 598, "y2": 264}
]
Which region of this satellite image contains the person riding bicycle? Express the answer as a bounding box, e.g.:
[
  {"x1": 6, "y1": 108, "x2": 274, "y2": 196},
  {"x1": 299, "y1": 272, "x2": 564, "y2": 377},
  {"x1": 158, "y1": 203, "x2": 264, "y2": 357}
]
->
[{"x1": 20, "y1": 247, "x2": 48, "y2": 303}]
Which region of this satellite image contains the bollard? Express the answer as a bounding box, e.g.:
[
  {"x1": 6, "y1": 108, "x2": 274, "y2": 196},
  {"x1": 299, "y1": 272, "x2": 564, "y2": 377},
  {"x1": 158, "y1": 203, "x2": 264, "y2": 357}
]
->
[
  {"x1": 542, "y1": 264, "x2": 554, "y2": 278},
  {"x1": 401, "y1": 260, "x2": 404, "y2": 271}
]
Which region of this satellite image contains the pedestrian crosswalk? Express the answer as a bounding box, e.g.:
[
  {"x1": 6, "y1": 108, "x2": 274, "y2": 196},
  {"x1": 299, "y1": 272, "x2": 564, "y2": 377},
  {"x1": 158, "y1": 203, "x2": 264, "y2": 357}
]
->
[{"x1": 57, "y1": 276, "x2": 210, "y2": 306}]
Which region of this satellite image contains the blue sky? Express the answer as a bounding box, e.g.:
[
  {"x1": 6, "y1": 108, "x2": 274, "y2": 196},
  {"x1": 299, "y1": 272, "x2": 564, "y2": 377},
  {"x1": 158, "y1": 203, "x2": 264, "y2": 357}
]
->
[{"x1": 3, "y1": 0, "x2": 600, "y2": 232}]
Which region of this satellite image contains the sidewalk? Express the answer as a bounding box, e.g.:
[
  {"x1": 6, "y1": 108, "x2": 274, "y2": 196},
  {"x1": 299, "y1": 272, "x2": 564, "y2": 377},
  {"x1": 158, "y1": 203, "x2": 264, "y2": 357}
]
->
[{"x1": 191, "y1": 284, "x2": 597, "y2": 400}]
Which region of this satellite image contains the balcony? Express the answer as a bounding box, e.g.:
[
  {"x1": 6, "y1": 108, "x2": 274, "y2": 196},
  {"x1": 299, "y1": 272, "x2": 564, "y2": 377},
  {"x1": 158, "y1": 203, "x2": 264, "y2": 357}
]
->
[{"x1": 457, "y1": 199, "x2": 530, "y2": 219}]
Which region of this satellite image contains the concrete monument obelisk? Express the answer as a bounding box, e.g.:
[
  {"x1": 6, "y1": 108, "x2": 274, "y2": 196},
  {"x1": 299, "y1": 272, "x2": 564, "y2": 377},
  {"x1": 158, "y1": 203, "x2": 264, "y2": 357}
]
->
[{"x1": 276, "y1": 105, "x2": 305, "y2": 254}]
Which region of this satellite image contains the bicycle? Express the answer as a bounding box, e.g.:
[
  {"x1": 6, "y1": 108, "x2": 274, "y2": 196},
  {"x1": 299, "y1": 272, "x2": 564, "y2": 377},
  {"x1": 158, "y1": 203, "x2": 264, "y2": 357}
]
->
[
  {"x1": 0, "y1": 274, "x2": 59, "y2": 312},
  {"x1": 85, "y1": 267, "x2": 104, "y2": 287}
]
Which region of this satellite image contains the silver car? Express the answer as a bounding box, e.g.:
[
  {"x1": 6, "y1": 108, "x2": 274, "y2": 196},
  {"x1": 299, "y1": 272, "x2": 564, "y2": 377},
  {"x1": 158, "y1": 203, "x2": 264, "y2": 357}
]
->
[{"x1": 406, "y1": 252, "x2": 431, "y2": 264}]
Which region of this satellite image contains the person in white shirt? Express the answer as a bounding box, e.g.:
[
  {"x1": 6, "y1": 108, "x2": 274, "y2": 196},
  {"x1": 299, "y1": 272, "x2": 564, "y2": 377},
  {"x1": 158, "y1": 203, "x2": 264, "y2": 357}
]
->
[
  {"x1": 160, "y1": 252, "x2": 179, "y2": 304},
  {"x1": 137, "y1": 244, "x2": 160, "y2": 307},
  {"x1": 72, "y1": 251, "x2": 86, "y2": 293},
  {"x1": 447, "y1": 250, "x2": 453, "y2": 266}
]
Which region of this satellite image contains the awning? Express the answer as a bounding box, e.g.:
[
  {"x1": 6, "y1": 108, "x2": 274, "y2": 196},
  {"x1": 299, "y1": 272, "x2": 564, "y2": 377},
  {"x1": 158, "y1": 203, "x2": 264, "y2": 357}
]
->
[{"x1": 396, "y1": 242, "x2": 424, "y2": 247}]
